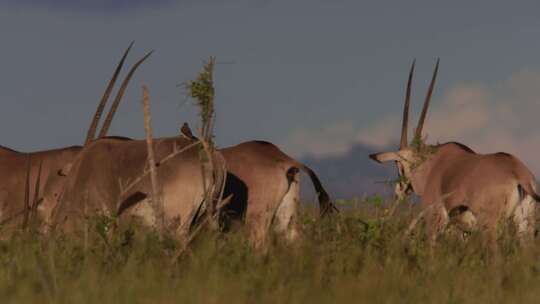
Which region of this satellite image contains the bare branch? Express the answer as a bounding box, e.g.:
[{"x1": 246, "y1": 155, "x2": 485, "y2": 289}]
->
[
  {"x1": 22, "y1": 156, "x2": 31, "y2": 229},
  {"x1": 28, "y1": 160, "x2": 43, "y2": 228},
  {"x1": 142, "y1": 86, "x2": 164, "y2": 234}
]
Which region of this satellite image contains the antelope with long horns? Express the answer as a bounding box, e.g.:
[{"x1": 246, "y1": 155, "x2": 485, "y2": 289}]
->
[
  {"x1": 48, "y1": 135, "x2": 227, "y2": 238},
  {"x1": 0, "y1": 42, "x2": 152, "y2": 231},
  {"x1": 369, "y1": 59, "x2": 540, "y2": 242},
  {"x1": 180, "y1": 123, "x2": 336, "y2": 247}
]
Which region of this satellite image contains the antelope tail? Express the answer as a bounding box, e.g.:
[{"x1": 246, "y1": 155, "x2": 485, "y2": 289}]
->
[
  {"x1": 513, "y1": 165, "x2": 540, "y2": 201},
  {"x1": 519, "y1": 181, "x2": 540, "y2": 202},
  {"x1": 295, "y1": 163, "x2": 338, "y2": 217}
]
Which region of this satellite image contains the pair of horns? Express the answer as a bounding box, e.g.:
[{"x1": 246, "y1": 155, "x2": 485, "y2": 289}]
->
[
  {"x1": 84, "y1": 41, "x2": 154, "y2": 145},
  {"x1": 400, "y1": 59, "x2": 440, "y2": 149}
]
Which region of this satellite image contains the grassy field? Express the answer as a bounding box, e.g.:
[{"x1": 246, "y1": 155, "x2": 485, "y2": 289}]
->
[{"x1": 1, "y1": 199, "x2": 540, "y2": 304}]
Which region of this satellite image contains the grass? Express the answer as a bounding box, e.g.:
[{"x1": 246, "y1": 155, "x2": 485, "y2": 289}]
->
[{"x1": 1, "y1": 199, "x2": 540, "y2": 303}]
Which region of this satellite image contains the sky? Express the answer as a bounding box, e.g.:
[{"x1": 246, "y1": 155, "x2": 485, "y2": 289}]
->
[{"x1": 2, "y1": 0, "x2": 540, "y2": 175}]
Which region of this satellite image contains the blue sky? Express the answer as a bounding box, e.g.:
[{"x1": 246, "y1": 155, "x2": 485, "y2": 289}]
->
[{"x1": 2, "y1": 0, "x2": 540, "y2": 172}]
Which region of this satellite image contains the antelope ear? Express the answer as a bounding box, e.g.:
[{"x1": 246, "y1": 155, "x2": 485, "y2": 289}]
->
[
  {"x1": 369, "y1": 152, "x2": 399, "y2": 164},
  {"x1": 58, "y1": 163, "x2": 73, "y2": 176}
]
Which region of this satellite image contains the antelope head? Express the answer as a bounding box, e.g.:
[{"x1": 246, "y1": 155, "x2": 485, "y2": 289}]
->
[{"x1": 369, "y1": 59, "x2": 439, "y2": 200}]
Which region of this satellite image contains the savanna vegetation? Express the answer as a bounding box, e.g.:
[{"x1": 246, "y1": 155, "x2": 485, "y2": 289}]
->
[
  {"x1": 2, "y1": 55, "x2": 538, "y2": 304},
  {"x1": 2, "y1": 198, "x2": 540, "y2": 304}
]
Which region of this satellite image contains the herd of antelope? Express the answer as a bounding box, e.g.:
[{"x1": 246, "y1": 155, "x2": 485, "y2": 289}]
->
[{"x1": 1, "y1": 43, "x2": 539, "y2": 249}]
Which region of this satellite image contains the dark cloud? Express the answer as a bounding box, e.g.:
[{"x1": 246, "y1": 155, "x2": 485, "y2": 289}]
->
[{"x1": 2, "y1": 0, "x2": 172, "y2": 11}]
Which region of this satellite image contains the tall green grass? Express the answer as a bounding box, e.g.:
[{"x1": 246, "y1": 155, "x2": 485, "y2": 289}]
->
[{"x1": 1, "y1": 199, "x2": 540, "y2": 304}]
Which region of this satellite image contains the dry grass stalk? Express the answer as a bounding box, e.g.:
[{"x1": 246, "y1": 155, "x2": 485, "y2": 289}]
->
[
  {"x1": 22, "y1": 156, "x2": 32, "y2": 229},
  {"x1": 169, "y1": 139, "x2": 225, "y2": 243},
  {"x1": 21, "y1": 157, "x2": 43, "y2": 230},
  {"x1": 404, "y1": 207, "x2": 429, "y2": 238},
  {"x1": 199, "y1": 139, "x2": 214, "y2": 218},
  {"x1": 29, "y1": 161, "x2": 43, "y2": 229},
  {"x1": 142, "y1": 86, "x2": 164, "y2": 234},
  {"x1": 83, "y1": 190, "x2": 89, "y2": 253},
  {"x1": 35, "y1": 249, "x2": 57, "y2": 301},
  {"x1": 172, "y1": 194, "x2": 233, "y2": 264},
  {"x1": 167, "y1": 56, "x2": 227, "y2": 259}
]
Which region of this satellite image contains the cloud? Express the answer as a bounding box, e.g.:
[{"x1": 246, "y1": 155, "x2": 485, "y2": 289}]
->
[
  {"x1": 283, "y1": 68, "x2": 540, "y2": 173},
  {"x1": 355, "y1": 116, "x2": 400, "y2": 149},
  {"x1": 1, "y1": 0, "x2": 172, "y2": 11},
  {"x1": 281, "y1": 121, "x2": 359, "y2": 158}
]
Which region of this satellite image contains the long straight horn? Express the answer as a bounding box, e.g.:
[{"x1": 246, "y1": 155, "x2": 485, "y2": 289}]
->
[
  {"x1": 414, "y1": 58, "x2": 440, "y2": 140},
  {"x1": 400, "y1": 59, "x2": 415, "y2": 149},
  {"x1": 84, "y1": 41, "x2": 134, "y2": 145},
  {"x1": 98, "y1": 50, "x2": 154, "y2": 138}
]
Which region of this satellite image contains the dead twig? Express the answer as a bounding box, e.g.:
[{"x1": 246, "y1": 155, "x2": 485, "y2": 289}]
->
[
  {"x1": 22, "y1": 155, "x2": 32, "y2": 229},
  {"x1": 35, "y1": 249, "x2": 57, "y2": 301},
  {"x1": 170, "y1": 57, "x2": 230, "y2": 262},
  {"x1": 172, "y1": 194, "x2": 233, "y2": 264},
  {"x1": 142, "y1": 86, "x2": 164, "y2": 235},
  {"x1": 28, "y1": 161, "x2": 44, "y2": 229},
  {"x1": 83, "y1": 190, "x2": 89, "y2": 253}
]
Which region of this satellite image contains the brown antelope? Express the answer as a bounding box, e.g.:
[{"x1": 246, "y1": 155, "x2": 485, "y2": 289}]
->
[
  {"x1": 48, "y1": 135, "x2": 226, "y2": 238},
  {"x1": 180, "y1": 123, "x2": 336, "y2": 246},
  {"x1": 44, "y1": 123, "x2": 334, "y2": 246},
  {"x1": 369, "y1": 59, "x2": 540, "y2": 242},
  {"x1": 0, "y1": 42, "x2": 152, "y2": 230}
]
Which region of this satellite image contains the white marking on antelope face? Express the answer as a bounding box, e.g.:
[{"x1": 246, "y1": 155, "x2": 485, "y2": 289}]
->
[
  {"x1": 370, "y1": 149, "x2": 417, "y2": 199},
  {"x1": 394, "y1": 161, "x2": 412, "y2": 200}
]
